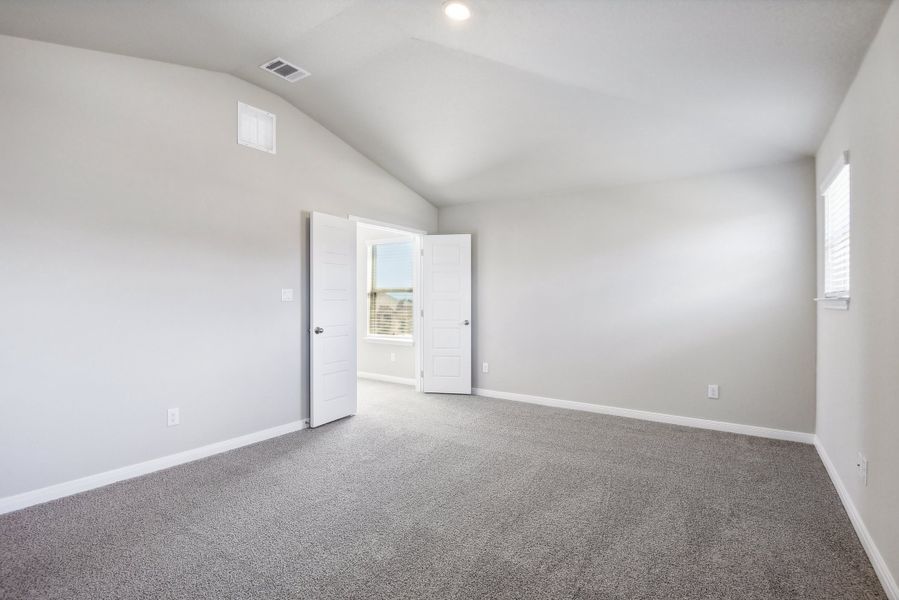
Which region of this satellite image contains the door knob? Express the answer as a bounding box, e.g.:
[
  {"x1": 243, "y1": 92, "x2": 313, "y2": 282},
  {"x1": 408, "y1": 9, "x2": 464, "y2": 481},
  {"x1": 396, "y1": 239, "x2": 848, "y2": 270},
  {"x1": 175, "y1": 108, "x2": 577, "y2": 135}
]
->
[
  {"x1": 314, "y1": 327, "x2": 324, "y2": 334},
  {"x1": 463, "y1": 320, "x2": 470, "y2": 326}
]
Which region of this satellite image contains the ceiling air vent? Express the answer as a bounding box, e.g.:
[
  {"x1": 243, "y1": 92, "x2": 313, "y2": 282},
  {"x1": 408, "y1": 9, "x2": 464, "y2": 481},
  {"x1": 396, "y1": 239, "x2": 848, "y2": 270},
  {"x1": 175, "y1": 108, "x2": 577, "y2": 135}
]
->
[{"x1": 259, "y1": 57, "x2": 310, "y2": 83}]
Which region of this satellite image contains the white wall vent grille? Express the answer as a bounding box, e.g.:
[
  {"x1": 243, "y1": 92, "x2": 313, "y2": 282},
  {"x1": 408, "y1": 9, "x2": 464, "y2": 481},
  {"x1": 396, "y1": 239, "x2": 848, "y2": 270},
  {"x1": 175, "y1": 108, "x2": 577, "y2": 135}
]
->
[
  {"x1": 259, "y1": 57, "x2": 310, "y2": 83},
  {"x1": 237, "y1": 102, "x2": 276, "y2": 154}
]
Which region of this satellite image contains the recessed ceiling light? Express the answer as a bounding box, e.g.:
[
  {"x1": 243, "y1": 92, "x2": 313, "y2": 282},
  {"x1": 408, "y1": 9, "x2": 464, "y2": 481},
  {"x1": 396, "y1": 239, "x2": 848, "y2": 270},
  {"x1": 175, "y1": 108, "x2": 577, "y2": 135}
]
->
[{"x1": 443, "y1": 1, "x2": 471, "y2": 21}]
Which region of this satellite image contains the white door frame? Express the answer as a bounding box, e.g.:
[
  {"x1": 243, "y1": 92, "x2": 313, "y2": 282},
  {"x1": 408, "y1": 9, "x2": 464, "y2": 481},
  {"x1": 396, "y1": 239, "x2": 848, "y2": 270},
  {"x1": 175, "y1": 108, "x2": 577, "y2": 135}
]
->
[{"x1": 349, "y1": 215, "x2": 425, "y2": 392}]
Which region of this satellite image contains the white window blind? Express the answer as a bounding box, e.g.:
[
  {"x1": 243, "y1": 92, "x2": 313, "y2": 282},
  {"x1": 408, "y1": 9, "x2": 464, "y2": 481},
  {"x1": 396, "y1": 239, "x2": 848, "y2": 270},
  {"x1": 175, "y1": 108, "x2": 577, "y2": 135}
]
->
[
  {"x1": 823, "y1": 163, "x2": 850, "y2": 298},
  {"x1": 368, "y1": 240, "x2": 413, "y2": 338}
]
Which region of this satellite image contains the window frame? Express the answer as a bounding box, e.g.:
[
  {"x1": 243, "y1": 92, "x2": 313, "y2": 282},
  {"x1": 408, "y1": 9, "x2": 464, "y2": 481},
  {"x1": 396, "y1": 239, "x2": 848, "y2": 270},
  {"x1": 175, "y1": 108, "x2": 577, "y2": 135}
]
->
[
  {"x1": 819, "y1": 151, "x2": 851, "y2": 310},
  {"x1": 365, "y1": 237, "x2": 415, "y2": 345}
]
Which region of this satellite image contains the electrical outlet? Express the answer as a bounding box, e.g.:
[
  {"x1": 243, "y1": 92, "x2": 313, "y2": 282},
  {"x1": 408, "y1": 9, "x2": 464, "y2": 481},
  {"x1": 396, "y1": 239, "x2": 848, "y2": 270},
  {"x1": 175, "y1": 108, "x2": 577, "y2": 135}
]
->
[
  {"x1": 167, "y1": 408, "x2": 180, "y2": 427},
  {"x1": 857, "y1": 452, "x2": 868, "y2": 485},
  {"x1": 482, "y1": 362, "x2": 489, "y2": 374},
  {"x1": 707, "y1": 384, "x2": 719, "y2": 399},
  {"x1": 390, "y1": 352, "x2": 396, "y2": 362},
  {"x1": 281, "y1": 288, "x2": 294, "y2": 302}
]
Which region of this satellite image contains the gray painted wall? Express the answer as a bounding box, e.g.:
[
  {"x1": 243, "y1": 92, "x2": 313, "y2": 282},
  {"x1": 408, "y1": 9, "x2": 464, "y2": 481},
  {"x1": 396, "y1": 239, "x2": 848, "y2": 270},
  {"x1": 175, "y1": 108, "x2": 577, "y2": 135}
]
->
[
  {"x1": 356, "y1": 225, "x2": 416, "y2": 380},
  {"x1": 439, "y1": 160, "x2": 816, "y2": 433},
  {"x1": 0, "y1": 35, "x2": 436, "y2": 498},
  {"x1": 815, "y1": 0, "x2": 899, "y2": 585}
]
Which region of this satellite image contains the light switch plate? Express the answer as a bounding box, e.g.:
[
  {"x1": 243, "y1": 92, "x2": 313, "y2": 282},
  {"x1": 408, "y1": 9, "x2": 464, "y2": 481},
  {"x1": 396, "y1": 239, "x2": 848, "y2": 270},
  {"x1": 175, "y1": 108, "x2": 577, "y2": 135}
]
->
[
  {"x1": 857, "y1": 452, "x2": 868, "y2": 485},
  {"x1": 707, "y1": 384, "x2": 719, "y2": 399},
  {"x1": 281, "y1": 288, "x2": 294, "y2": 302}
]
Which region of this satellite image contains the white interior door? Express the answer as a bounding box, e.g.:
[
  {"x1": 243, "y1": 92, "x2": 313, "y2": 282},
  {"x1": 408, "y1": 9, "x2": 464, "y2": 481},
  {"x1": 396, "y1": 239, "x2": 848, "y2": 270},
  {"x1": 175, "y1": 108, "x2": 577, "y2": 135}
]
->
[
  {"x1": 310, "y1": 212, "x2": 356, "y2": 427},
  {"x1": 422, "y1": 234, "x2": 471, "y2": 394}
]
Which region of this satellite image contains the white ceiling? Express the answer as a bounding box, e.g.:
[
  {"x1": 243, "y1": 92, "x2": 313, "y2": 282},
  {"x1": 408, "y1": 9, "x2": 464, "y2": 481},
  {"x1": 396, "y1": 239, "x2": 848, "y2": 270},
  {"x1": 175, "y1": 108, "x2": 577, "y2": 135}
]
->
[{"x1": 0, "y1": 0, "x2": 889, "y2": 206}]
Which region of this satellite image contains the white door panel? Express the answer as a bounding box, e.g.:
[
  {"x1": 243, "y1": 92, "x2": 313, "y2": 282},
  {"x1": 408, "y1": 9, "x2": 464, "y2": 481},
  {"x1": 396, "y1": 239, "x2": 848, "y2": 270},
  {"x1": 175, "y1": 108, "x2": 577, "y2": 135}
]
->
[
  {"x1": 310, "y1": 212, "x2": 356, "y2": 427},
  {"x1": 422, "y1": 234, "x2": 471, "y2": 394}
]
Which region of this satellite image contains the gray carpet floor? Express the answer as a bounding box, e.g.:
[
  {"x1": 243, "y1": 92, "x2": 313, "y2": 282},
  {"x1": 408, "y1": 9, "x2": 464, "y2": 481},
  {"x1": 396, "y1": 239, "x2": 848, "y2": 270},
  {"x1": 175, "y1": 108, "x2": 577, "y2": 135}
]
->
[{"x1": 0, "y1": 380, "x2": 886, "y2": 600}]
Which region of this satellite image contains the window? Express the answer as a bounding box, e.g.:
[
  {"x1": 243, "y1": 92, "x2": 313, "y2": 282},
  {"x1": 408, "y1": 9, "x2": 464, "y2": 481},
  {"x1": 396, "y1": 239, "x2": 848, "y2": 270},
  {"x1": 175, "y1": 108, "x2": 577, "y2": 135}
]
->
[
  {"x1": 368, "y1": 239, "x2": 414, "y2": 339},
  {"x1": 823, "y1": 158, "x2": 850, "y2": 298}
]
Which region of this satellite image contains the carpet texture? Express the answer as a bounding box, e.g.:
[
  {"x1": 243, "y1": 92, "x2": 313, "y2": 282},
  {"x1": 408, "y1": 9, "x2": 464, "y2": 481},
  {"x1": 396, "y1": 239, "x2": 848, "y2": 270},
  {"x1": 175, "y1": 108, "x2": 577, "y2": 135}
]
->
[{"x1": 0, "y1": 380, "x2": 886, "y2": 599}]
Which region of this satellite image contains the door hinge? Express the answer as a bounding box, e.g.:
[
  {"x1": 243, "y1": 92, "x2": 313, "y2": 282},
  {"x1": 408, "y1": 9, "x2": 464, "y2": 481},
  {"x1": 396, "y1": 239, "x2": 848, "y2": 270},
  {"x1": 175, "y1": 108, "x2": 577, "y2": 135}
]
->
[
  {"x1": 420, "y1": 370, "x2": 424, "y2": 378},
  {"x1": 420, "y1": 248, "x2": 424, "y2": 256},
  {"x1": 420, "y1": 309, "x2": 424, "y2": 317}
]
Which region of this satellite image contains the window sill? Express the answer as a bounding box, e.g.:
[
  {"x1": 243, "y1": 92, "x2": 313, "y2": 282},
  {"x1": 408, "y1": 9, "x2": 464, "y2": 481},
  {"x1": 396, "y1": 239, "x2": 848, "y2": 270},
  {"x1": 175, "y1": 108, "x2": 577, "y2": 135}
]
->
[
  {"x1": 815, "y1": 296, "x2": 850, "y2": 310},
  {"x1": 364, "y1": 335, "x2": 414, "y2": 346}
]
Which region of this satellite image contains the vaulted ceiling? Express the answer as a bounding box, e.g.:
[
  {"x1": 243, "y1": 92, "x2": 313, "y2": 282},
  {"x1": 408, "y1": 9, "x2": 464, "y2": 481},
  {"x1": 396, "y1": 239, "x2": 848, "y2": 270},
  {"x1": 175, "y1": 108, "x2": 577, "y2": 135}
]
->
[{"x1": 0, "y1": 0, "x2": 890, "y2": 206}]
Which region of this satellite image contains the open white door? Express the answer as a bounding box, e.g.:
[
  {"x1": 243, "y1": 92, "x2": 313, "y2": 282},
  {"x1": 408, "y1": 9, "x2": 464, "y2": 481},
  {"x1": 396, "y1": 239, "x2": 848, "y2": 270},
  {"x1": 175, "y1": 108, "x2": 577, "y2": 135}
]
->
[
  {"x1": 422, "y1": 234, "x2": 472, "y2": 394},
  {"x1": 310, "y1": 212, "x2": 356, "y2": 427}
]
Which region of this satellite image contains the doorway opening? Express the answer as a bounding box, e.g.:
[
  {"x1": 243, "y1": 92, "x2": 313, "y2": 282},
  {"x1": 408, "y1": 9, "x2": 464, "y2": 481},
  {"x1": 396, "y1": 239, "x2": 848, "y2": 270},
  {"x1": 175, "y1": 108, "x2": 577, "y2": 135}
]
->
[
  {"x1": 310, "y1": 213, "x2": 472, "y2": 427},
  {"x1": 353, "y1": 218, "x2": 423, "y2": 393}
]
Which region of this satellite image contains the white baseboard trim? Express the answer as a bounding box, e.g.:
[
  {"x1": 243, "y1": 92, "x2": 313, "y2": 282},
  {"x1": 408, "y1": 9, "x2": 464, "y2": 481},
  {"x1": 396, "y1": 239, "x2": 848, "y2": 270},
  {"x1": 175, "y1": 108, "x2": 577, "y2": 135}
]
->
[
  {"x1": 815, "y1": 438, "x2": 898, "y2": 600},
  {"x1": 473, "y1": 387, "x2": 814, "y2": 444},
  {"x1": 357, "y1": 372, "x2": 416, "y2": 386},
  {"x1": 0, "y1": 419, "x2": 309, "y2": 516}
]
